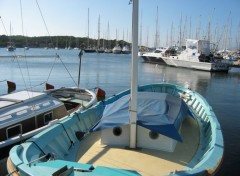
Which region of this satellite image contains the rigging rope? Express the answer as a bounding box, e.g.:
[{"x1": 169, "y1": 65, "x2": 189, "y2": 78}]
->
[
  {"x1": 1, "y1": 8, "x2": 32, "y2": 97},
  {"x1": 35, "y1": 0, "x2": 53, "y2": 45},
  {"x1": 2, "y1": 1, "x2": 79, "y2": 93},
  {"x1": 35, "y1": 0, "x2": 78, "y2": 88},
  {"x1": 0, "y1": 16, "x2": 18, "y2": 60},
  {"x1": 43, "y1": 55, "x2": 58, "y2": 91},
  {"x1": 0, "y1": 16, "x2": 8, "y2": 35},
  {"x1": 20, "y1": 0, "x2": 33, "y2": 97},
  {"x1": 57, "y1": 55, "x2": 78, "y2": 87}
]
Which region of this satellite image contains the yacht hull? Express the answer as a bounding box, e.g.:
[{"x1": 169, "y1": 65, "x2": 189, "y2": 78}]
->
[{"x1": 162, "y1": 56, "x2": 229, "y2": 72}]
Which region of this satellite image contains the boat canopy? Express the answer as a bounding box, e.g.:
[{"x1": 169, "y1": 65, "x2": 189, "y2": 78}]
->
[{"x1": 90, "y1": 92, "x2": 192, "y2": 142}]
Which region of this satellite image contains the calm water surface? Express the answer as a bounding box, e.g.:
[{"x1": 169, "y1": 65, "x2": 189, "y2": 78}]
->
[{"x1": 0, "y1": 48, "x2": 240, "y2": 175}]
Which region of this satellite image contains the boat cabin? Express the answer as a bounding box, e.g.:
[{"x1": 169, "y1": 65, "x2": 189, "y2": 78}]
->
[
  {"x1": 0, "y1": 91, "x2": 68, "y2": 150},
  {"x1": 186, "y1": 39, "x2": 210, "y2": 56}
]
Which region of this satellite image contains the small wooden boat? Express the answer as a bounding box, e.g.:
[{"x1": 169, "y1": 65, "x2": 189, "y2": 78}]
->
[
  {"x1": 7, "y1": 83, "x2": 223, "y2": 176},
  {"x1": 0, "y1": 87, "x2": 96, "y2": 160}
]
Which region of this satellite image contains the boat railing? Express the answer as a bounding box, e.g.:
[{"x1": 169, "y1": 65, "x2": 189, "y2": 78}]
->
[{"x1": 178, "y1": 91, "x2": 223, "y2": 175}]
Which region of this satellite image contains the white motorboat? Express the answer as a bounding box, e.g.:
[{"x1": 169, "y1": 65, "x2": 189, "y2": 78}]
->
[
  {"x1": 122, "y1": 45, "x2": 131, "y2": 54},
  {"x1": 161, "y1": 39, "x2": 229, "y2": 72},
  {"x1": 112, "y1": 45, "x2": 122, "y2": 54},
  {"x1": 141, "y1": 47, "x2": 172, "y2": 64}
]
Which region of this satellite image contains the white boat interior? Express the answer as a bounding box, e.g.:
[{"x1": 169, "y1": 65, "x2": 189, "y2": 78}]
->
[{"x1": 45, "y1": 87, "x2": 96, "y2": 113}]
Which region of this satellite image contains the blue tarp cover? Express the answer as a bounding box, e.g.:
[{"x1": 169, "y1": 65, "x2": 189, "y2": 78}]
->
[{"x1": 90, "y1": 92, "x2": 191, "y2": 142}]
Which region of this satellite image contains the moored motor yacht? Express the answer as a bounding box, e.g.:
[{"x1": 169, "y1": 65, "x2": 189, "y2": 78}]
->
[
  {"x1": 161, "y1": 39, "x2": 229, "y2": 72},
  {"x1": 112, "y1": 45, "x2": 122, "y2": 54}
]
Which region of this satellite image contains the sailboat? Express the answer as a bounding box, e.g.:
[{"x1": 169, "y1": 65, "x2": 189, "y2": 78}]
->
[
  {"x1": 55, "y1": 37, "x2": 59, "y2": 50},
  {"x1": 96, "y1": 15, "x2": 104, "y2": 53},
  {"x1": 104, "y1": 21, "x2": 112, "y2": 53},
  {"x1": 6, "y1": 23, "x2": 16, "y2": 52},
  {"x1": 7, "y1": 1, "x2": 224, "y2": 176},
  {"x1": 84, "y1": 8, "x2": 96, "y2": 53},
  {"x1": 112, "y1": 29, "x2": 122, "y2": 54}
]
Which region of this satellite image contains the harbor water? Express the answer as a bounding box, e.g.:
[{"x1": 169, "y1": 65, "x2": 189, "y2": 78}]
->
[{"x1": 0, "y1": 48, "x2": 240, "y2": 175}]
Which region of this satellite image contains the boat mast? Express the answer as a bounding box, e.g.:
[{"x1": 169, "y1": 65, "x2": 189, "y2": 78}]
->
[
  {"x1": 107, "y1": 21, "x2": 110, "y2": 49},
  {"x1": 166, "y1": 30, "x2": 168, "y2": 46},
  {"x1": 154, "y1": 6, "x2": 159, "y2": 48},
  {"x1": 189, "y1": 16, "x2": 192, "y2": 39},
  {"x1": 170, "y1": 22, "x2": 174, "y2": 46},
  {"x1": 115, "y1": 29, "x2": 118, "y2": 46},
  {"x1": 179, "y1": 13, "x2": 182, "y2": 48},
  {"x1": 9, "y1": 22, "x2": 12, "y2": 44},
  {"x1": 196, "y1": 15, "x2": 202, "y2": 39},
  {"x1": 129, "y1": 0, "x2": 138, "y2": 149},
  {"x1": 97, "y1": 15, "x2": 100, "y2": 49},
  {"x1": 140, "y1": 9, "x2": 142, "y2": 47},
  {"x1": 146, "y1": 27, "x2": 149, "y2": 47},
  {"x1": 87, "y1": 8, "x2": 90, "y2": 48}
]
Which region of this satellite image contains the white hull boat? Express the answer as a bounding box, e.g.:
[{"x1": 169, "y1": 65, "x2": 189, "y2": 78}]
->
[
  {"x1": 112, "y1": 46, "x2": 122, "y2": 54},
  {"x1": 0, "y1": 87, "x2": 96, "y2": 160},
  {"x1": 122, "y1": 45, "x2": 131, "y2": 54},
  {"x1": 161, "y1": 39, "x2": 229, "y2": 72}
]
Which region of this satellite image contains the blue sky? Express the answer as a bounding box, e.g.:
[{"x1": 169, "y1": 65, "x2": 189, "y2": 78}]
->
[{"x1": 1, "y1": 0, "x2": 240, "y2": 49}]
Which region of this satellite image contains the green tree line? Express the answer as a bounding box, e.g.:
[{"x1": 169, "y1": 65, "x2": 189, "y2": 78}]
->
[{"x1": 0, "y1": 35, "x2": 130, "y2": 49}]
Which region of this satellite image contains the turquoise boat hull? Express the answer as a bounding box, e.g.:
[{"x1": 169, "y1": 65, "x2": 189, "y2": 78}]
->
[{"x1": 7, "y1": 83, "x2": 224, "y2": 176}]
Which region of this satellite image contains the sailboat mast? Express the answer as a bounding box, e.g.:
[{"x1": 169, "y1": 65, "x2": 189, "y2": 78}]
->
[
  {"x1": 130, "y1": 0, "x2": 138, "y2": 149},
  {"x1": 140, "y1": 9, "x2": 142, "y2": 47},
  {"x1": 115, "y1": 29, "x2": 118, "y2": 45},
  {"x1": 87, "y1": 8, "x2": 90, "y2": 48},
  {"x1": 98, "y1": 15, "x2": 100, "y2": 49},
  {"x1": 146, "y1": 27, "x2": 149, "y2": 47},
  {"x1": 10, "y1": 22, "x2": 12, "y2": 43},
  {"x1": 154, "y1": 6, "x2": 159, "y2": 48},
  {"x1": 170, "y1": 22, "x2": 173, "y2": 46},
  {"x1": 179, "y1": 13, "x2": 182, "y2": 48},
  {"x1": 107, "y1": 21, "x2": 110, "y2": 48},
  {"x1": 189, "y1": 16, "x2": 192, "y2": 39}
]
